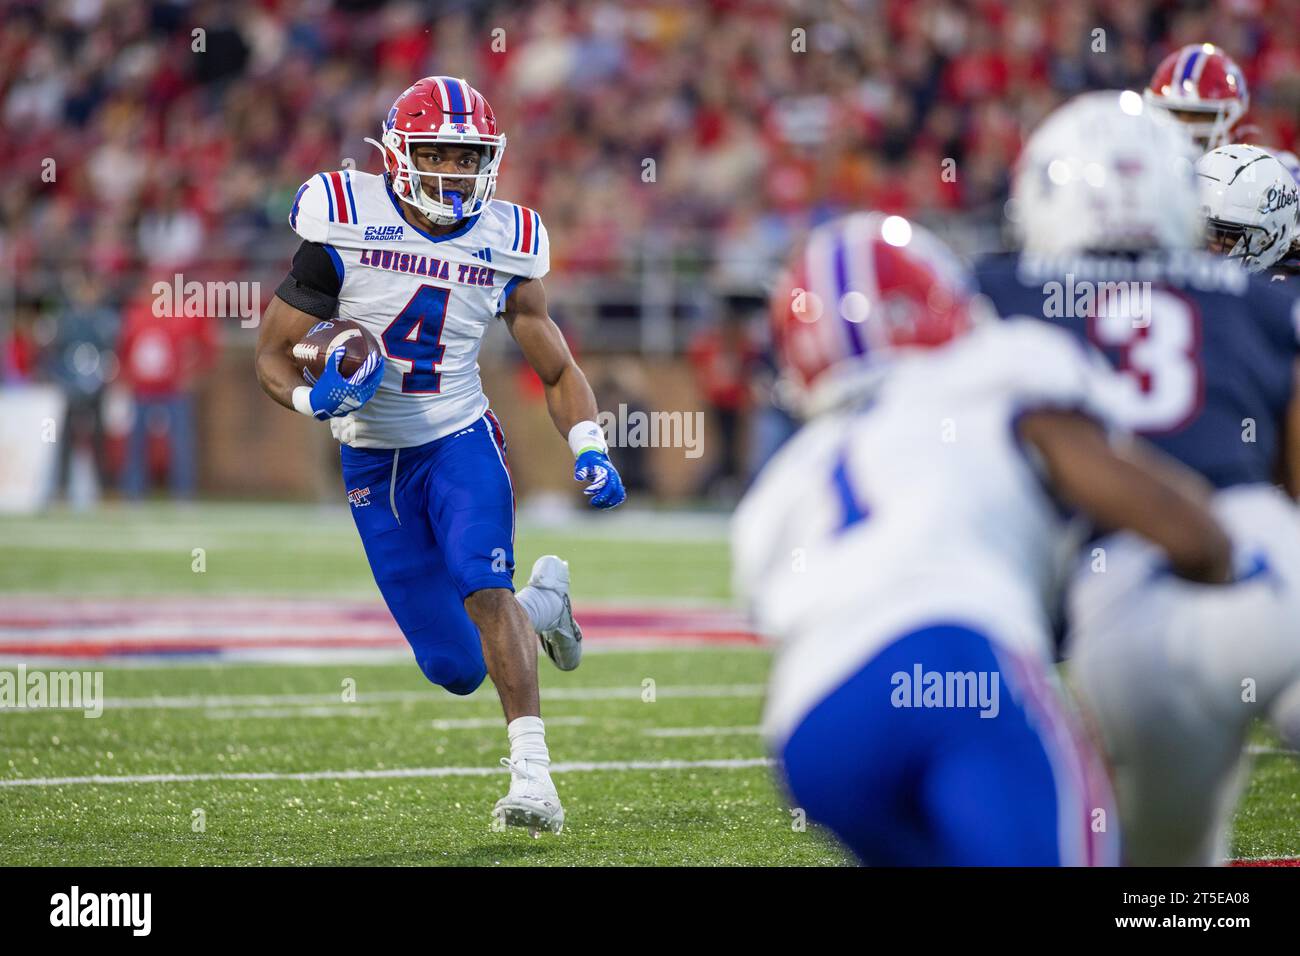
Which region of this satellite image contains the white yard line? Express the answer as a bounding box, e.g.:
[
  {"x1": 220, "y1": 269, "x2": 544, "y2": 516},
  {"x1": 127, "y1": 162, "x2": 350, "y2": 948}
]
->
[
  {"x1": 202, "y1": 706, "x2": 393, "y2": 720},
  {"x1": 201, "y1": 711, "x2": 594, "y2": 726},
  {"x1": 428, "y1": 716, "x2": 592, "y2": 730},
  {"x1": 0, "y1": 756, "x2": 775, "y2": 789},
  {"x1": 643, "y1": 725, "x2": 761, "y2": 737},
  {"x1": 0, "y1": 683, "x2": 765, "y2": 714},
  {"x1": 195, "y1": 710, "x2": 756, "y2": 740},
  {"x1": 125, "y1": 684, "x2": 758, "y2": 711}
]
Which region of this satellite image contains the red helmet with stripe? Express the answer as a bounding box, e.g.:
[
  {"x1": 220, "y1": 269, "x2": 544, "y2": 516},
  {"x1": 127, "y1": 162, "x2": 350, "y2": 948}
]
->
[
  {"x1": 771, "y1": 212, "x2": 984, "y2": 414},
  {"x1": 1144, "y1": 44, "x2": 1248, "y2": 151},
  {"x1": 365, "y1": 76, "x2": 506, "y2": 225}
]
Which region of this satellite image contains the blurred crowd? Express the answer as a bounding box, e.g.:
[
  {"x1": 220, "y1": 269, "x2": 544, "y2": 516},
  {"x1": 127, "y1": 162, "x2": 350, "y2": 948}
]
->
[
  {"x1": 1, "y1": 0, "x2": 1299, "y2": 498},
  {"x1": 4, "y1": 0, "x2": 1298, "y2": 293}
]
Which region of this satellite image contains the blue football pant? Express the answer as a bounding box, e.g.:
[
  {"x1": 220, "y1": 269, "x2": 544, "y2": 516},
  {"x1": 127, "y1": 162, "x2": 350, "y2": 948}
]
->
[
  {"x1": 340, "y1": 411, "x2": 515, "y2": 696},
  {"x1": 779, "y1": 623, "x2": 1115, "y2": 866}
]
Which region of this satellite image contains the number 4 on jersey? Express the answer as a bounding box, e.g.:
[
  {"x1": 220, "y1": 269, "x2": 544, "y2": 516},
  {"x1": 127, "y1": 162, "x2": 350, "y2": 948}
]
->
[{"x1": 383, "y1": 285, "x2": 450, "y2": 393}]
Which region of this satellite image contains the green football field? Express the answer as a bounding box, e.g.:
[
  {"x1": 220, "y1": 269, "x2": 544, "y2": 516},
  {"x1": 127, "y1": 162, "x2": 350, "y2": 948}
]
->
[{"x1": 1, "y1": 504, "x2": 1297, "y2": 866}]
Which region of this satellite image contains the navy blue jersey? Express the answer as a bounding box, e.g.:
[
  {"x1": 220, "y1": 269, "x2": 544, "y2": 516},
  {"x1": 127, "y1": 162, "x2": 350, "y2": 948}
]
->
[{"x1": 976, "y1": 251, "x2": 1300, "y2": 489}]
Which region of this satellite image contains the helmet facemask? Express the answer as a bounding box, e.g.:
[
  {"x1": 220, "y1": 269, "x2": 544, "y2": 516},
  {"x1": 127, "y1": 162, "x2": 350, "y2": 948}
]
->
[
  {"x1": 1196, "y1": 144, "x2": 1300, "y2": 273},
  {"x1": 1180, "y1": 104, "x2": 1241, "y2": 152},
  {"x1": 367, "y1": 127, "x2": 506, "y2": 225},
  {"x1": 1143, "y1": 95, "x2": 1245, "y2": 152},
  {"x1": 1205, "y1": 216, "x2": 1286, "y2": 272}
]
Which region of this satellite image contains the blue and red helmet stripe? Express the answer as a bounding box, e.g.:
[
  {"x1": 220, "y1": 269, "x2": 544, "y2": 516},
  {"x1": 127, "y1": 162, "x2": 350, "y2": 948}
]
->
[
  {"x1": 444, "y1": 77, "x2": 467, "y2": 116},
  {"x1": 832, "y1": 231, "x2": 867, "y2": 357}
]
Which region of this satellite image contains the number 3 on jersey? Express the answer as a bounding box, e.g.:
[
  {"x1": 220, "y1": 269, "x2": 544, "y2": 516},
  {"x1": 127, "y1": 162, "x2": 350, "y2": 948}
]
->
[
  {"x1": 1087, "y1": 288, "x2": 1202, "y2": 434},
  {"x1": 383, "y1": 285, "x2": 449, "y2": 394}
]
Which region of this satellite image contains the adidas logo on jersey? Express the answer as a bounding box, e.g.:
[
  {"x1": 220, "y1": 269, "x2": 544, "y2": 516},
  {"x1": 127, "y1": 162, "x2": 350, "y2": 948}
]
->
[{"x1": 472, "y1": 248, "x2": 493, "y2": 263}]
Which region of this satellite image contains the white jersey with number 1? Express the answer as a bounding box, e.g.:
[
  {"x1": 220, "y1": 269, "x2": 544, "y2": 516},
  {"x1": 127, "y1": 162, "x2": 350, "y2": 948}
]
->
[
  {"x1": 732, "y1": 319, "x2": 1122, "y2": 745},
  {"x1": 290, "y1": 169, "x2": 549, "y2": 448}
]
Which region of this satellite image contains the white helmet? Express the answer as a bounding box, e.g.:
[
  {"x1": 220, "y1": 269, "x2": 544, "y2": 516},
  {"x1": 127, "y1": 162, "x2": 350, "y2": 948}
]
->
[
  {"x1": 1012, "y1": 90, "x2": 1201, "y2": 255},
  {"x1": 1195, "y1": 144, "x2": 1300, "y2": 272}
]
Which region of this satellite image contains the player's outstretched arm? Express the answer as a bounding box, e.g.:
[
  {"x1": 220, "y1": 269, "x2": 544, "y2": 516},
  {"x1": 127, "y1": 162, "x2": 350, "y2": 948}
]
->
[
  {"x1": 503, "y1": 277, "x2": 625, "y2": 508},
  {"x1": 502, "y1": 278, "x2": 597, "y2": 431},
  {"x1": 1018, "y1": 410, "x2": 1232, "y2": 585}
]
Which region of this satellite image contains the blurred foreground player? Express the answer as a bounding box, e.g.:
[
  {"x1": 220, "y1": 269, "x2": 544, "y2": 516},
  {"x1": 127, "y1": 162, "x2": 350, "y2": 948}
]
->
[
  {"x1": 255, "y1": 77, "x2": 626, "y2": 835},
  {"x1": 978, "y1": 91, "x2": 1300, "y2": 864},
  {"x1": 734, "y1": 211, "x2": 1232, "y2": 866}
]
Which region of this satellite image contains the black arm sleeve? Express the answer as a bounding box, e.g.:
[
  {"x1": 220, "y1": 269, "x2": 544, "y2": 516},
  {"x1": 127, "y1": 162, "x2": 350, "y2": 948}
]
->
[{"x1": 273, "y1": 241, "x2": 341, "y2": 320}]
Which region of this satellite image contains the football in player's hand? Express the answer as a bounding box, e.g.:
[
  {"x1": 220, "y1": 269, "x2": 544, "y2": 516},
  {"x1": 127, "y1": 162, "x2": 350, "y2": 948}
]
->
[{"x1": 292, "y1": 319, "x2": 381, "y2": 382}]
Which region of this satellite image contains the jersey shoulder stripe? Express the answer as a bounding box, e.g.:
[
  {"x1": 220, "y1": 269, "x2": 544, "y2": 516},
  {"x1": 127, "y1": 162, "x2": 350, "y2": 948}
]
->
[
  {"x1": 505, "y1": 204, "x2": 541, "y2": 255},
  {"x1": 289, "y1": 181, "x2": 310, "y2": 232},
  {"x1": 319, "y1": 171, "x2": 359, "y2": 224},
  {"x1": 290, "y1": 170, "x2": 370, "y2": 242},
  {"x1": 484, "y1": 200, "x2": 550, "y2": 280},
  {"x1": 343, "y1": 172, "x2": 359, "y2": 222}
]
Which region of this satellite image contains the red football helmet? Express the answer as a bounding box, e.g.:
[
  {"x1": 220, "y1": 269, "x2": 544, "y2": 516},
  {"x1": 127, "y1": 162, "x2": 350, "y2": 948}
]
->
[
  {"x1": 366, "y1": 76, "x2": 506, "y2": 225},
  {"x1": 771, "y1": 212, "x2": 983, "y2": 414},
  {"x1": 1144, "y1": 43, "x2": 1249, "y2": 151}
]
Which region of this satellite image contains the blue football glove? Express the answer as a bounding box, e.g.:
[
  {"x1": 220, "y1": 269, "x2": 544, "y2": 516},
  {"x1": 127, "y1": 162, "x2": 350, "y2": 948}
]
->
[
  {"x1": 575, "y1": 449, "x2": 626, "y2": 509},
  {"x1": 308, "y1": 347, "x2": 385, "y2": 420}
]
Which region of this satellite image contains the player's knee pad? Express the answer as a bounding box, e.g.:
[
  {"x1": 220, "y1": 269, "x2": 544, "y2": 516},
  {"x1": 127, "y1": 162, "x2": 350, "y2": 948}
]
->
[{"x1": 415, "y1": 648, "x2": 487, "y2": 696}]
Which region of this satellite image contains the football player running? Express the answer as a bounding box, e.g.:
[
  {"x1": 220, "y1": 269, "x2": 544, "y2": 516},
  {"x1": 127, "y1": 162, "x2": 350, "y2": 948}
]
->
[
  {"x1": 255, "y1": 77, "x2": 626, "y2": 835},
  {"x1": 734, "y1": 210, "x2": 1233, "y2": 866},
  {"x1": 976, "y1": 91, "x2": 1300, "y2": 865}
]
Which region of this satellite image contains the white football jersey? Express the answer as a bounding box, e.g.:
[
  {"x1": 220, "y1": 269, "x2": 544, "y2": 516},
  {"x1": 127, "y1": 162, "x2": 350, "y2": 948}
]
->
[
  {"x1": 733, "y1": 319, "x2": 1122, "y2": 744},
  {"x1": 290, "y1": 169, "x2": 549, "y2": 447}
]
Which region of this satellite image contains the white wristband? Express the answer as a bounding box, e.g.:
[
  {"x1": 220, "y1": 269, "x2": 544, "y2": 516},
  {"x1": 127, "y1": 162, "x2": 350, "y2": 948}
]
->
[
  {"x1": 568, "y1": 419, "x2": 607, "y2": 458},
  {"x1": 292, "y1": 386, "x2": 317, "y2": 418}
]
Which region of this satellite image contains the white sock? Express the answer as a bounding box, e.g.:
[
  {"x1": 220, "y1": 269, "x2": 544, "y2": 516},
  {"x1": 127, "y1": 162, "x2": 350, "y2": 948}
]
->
[
  {"x1": 516, "y1": 586, "x2": 563, "y2": 633},
  {"x1": 508, "y1": 715, "x2": 550, "y2": 767}
]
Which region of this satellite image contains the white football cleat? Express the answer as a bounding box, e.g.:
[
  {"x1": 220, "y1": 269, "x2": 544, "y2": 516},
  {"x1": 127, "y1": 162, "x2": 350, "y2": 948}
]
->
[
  {"x1": 492, "y1": 757, "x2": 565, "y2": 836},
  {"x1": 528, "y1": 554, "x2": 583, "y2": 671}
]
